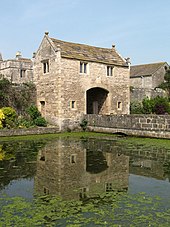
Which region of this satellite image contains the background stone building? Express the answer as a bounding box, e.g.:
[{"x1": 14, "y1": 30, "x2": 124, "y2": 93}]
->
[
  {"x1": 130, "y1": 62, "x2": 169, "y2": 102},
  {"x1": 0, "y1": 52, "x2": 33, "y2": 84},
  {"x1": 33, "y1": 32, "x2": 130, "y2": 129}
]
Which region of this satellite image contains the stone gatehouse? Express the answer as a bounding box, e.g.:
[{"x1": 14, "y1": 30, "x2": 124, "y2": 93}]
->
[{"x1": 33, "y1": 32, "x2": 130, "y2": 129}]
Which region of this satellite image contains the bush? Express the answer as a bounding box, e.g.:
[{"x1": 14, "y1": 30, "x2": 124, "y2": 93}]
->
[
  {"x1": 142, "y1": 97, "x2": 154, "y2": 114},
  {"x1": 153, "y1": 96, "x2": 170, "y2": 114},
  {"x1": 1, "y1": 107, "x2": 17, "y2": 128},
  {"x1": 26, "y1": 105, "x2": 41, "y2": 120},
  {"x1": 130, "y1": 96, "x2": 170, "y2": 115},
  {"x1": 16, "y1": 116, "x2": 34, "y2": 128},
  {"x1": 0, "y1": 109, "x2": 5, "y2": 128},
  {"x1": 34, "y1": 117, "x2": 47, "y2": 127},
  {"x1": 130, "y1": 101, "x2": 143, "y2": 114},
  {"x1": 80, "y1": 119, "x2": 88, "y2": 131}
]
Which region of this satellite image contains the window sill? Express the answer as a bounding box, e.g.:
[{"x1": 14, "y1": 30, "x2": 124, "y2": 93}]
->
[{"x1": 79, "y1": 73, "x2": 89, "y2": 76}]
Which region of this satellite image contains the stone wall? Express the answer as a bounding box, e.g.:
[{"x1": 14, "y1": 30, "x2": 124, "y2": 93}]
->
[
  {"x1": 130, "y1": 87, "x2": 167, "y2": 102},
  {"x1": 0, "y1": 127, "x2": 59, "y2": 137},
  {"x1": 0, "y1": 59, "x2": 33, "y2": 84},
  {"x1": 85, "y1": 114, "x2": 170, "y2": 139},
  {"x1": 130, "y1": 75, "x2": 152, "y2": 89}
]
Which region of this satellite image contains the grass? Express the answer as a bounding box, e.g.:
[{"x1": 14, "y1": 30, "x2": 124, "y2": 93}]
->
[{"x1": 0, "y1": 131, "x2": 118, "y2": 142}]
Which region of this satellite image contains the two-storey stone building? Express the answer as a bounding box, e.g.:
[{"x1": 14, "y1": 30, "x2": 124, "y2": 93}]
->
[
  {"x1": 0, "y1": 52, "x2": 33, "y2": 84},
  {"x1": 33, "y1": 32, "x2": 130, "y2": 130},
  {"x1": 130, "y1": 62, "x2": 169, "y2": 102}
]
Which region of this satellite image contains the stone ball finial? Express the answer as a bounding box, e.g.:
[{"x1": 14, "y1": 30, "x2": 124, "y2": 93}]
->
[
  {"x1": 112, "y1": 44, "x2": 115, "y2": 48},
  {"x1": 45, "y1": 31, "x2": 49, "y2": 35},
  {"x1": 16, "y1": 51, "x2": 22, "y2": 59}
]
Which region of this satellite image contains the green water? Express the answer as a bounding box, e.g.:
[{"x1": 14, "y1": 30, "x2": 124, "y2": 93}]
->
[{"x1": 0, "y1": 133, "x2": 170, "y2": 226}]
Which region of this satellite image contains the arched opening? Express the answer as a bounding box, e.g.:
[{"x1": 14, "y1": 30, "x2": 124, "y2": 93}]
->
[{"x1": 86, "y1": 87, "x2": 109, "y2": 114}]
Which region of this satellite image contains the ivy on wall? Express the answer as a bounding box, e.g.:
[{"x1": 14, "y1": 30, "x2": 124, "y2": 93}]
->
[{"x1": 0, "y1": 78, "x2": 36, "y2": 115}]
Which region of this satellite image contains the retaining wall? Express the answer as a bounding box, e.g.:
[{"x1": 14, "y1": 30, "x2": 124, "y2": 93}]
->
[
  {"x1": 85, "y1": 114, "x2": 170, "y2": 139},
  {"x1": 0, "y1": 127, "x2": 59, "y2": 137}
]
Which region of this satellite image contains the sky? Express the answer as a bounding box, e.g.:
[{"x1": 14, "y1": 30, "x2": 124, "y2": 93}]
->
[{"x1": 0, "y1": 0, "x2": 170, "y2": 65}]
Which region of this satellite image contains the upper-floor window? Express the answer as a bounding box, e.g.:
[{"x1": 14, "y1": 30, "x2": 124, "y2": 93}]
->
[
  {"x1": 107, "y1": 66, "x2": 114, "y2": 76},
  {"x1": 20, "y1": 69, "x2": 26, "y2": 78},
  {"x1": 43, "y1": 60, "x2": 49, "y2": 74},
  {"x1": 80, "y1": 62, "x2": 88, "y2": 74}
]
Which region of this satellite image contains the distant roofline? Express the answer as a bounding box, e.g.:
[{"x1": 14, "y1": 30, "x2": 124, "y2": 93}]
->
[
  {"x1": 131, "y1": 61, "x2": 168, "y2": 67},
  {"x1": 0, "y1": 58, "x2": 32, "y2": 63},
  {"x1": 130, "y1": 61, "x2": 169, "y2": 78}
]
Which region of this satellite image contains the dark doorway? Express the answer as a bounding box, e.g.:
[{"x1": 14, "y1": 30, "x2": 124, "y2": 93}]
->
[{"x1": 86, "y1": 87, "x2": 109, "y2": 114}]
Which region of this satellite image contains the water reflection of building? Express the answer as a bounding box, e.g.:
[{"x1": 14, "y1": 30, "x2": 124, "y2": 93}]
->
[
  {"x1": 34, "y1": 139, "x2": 129, "y2": 200},
  {"x1": 130, "y1": 159, "x2": 167, "y2": 180},
  {"x1": 118, "y1": 143, "x2": 170, "y2": 181}
]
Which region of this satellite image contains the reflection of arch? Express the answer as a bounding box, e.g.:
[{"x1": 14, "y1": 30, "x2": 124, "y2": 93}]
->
[
  {"x1": 86, "y1": 150, "x2": 108, "y2": 174},
  {"x1": 86, "y1": 87, "x2": 109, "y2": 114}
]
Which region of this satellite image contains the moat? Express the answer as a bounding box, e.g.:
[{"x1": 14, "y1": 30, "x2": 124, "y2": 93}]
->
[{"x1": 0, "y1": 133, "x2": 170, "y2": 225}]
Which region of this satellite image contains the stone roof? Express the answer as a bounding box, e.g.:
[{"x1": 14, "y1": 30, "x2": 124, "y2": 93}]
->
[
  {"x1": 50, "y1": 37, "x2": 127, "y2": 67},
  {"x1": 130, "y1": 62, "x2": 167, "y2": 78}
]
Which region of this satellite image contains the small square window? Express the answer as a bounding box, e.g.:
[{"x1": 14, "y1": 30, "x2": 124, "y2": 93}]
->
[
  {"x1": 40, "y1": 101, "x2": 45, "y2": 106},
  {"x1": 117, "y1": 101, "x2": 122, "y2": 110},
  {"x1": 107, "y1": 66, "x2": 114, "y2": 76},
  {"x1": 70, "y1": 101, "x2": 76, "y2": 109}
]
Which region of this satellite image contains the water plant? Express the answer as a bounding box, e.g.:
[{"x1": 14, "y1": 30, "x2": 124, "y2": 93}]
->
[{"x1": 0, "y1": 192, "x2": 170, "y2": 226}]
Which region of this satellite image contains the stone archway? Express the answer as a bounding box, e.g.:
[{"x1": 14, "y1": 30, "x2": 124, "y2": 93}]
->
[{"x1": 86, "y1": 87, "x2": 109, "y2": 114}]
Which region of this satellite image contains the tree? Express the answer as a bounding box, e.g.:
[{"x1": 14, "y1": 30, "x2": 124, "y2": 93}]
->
[{"x1": 159, "y1": 67, "x2": 170, "y2": 97}]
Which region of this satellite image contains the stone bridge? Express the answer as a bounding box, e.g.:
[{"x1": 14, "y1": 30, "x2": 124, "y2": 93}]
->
[{"x1": 84, "y1": 114, "x2": 170, "y2": 139}]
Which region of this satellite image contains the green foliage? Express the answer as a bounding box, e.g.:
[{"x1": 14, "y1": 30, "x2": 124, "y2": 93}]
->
[
  {"x1": 26, "y1": 105, "x2": 41, "y2": 120},
  {"x1": 153, "y1": 96, "x2": 170, "y2": 114},
  {"x1": 34, "y1": 116, "x2": 47, "y2": 127},
  {"x1": 142, "y1": 97, "x2": 154, "y2": 114},
  {"x1": 80, "y1": 118, "x2": 88, "y2": 131},
  {"x1": 130, "y1": 96, "x2": 170, "y2": 115},
  {"x1": 159, "y1": 67, "x2": 170, "y2": 96},
  {"x1": 0, "y1": 193, "x2": 170, "y2": 226},
  {"x1": 26, "y1": 105, "x2": 47, "y2": 127},
  {"x1": 0, "y1": 78, "x2": 36, "y2": 114},
  {"x1": 1, "y1": 107, "x2": 17, "y2": 128},
  {"x1": 0, "y1": 109, "x2": 4, "y2": 129},
  {"x1": 16, "y1": 116, "x2": 34, "y2": 128},
  {"x1": 0, "y1": 78, "x2": 11, "y2": 107},
  {"x1": 130, "y1": 101, "x2": 143, "y2": 114}
]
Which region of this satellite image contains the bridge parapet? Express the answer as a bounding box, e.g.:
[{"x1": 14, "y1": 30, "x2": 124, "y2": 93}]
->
[{"x1": 84, "y1": 114, "x2": 170, "y2": 139}]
